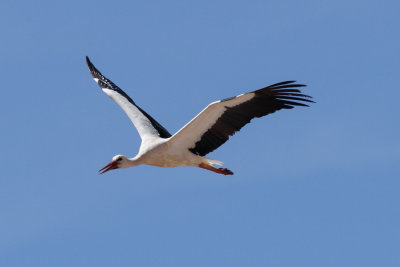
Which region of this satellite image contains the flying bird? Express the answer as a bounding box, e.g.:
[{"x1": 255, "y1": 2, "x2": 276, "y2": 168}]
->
[{"x1": 86, "y1": 56, "x2": 313, "y2": 175}]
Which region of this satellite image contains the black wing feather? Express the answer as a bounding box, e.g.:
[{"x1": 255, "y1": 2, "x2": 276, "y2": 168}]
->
[{"x1": 189, "y1": 81, "x2": 314, "y2": 156}]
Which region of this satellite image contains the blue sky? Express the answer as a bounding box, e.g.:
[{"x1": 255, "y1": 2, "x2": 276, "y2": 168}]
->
[{"x1": 1, "y1": 0, "x2": 399, "y2": 266}]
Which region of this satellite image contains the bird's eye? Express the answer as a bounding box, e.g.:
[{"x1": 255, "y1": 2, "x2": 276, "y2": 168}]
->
[{"x1": 117, "y1": 157, "x2": 123, "y2": 161}]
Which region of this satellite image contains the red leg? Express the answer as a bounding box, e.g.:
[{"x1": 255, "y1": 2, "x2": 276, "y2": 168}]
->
[{"x1": 199, "y1": 163, "x2": 234, "y2": 175}]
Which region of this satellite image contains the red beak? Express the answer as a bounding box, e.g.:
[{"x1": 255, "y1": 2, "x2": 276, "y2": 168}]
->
[{"x1": 99, "y1": 161, "x2": 118, "y2": 174}]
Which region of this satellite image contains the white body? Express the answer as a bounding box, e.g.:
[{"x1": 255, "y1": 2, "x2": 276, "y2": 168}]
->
[{"x1": 131, "y1": 137, "x2": 220, "y2": 168}]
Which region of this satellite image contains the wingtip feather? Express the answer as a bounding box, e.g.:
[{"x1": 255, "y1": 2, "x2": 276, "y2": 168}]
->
[
  {"x1": 85, "y1": 56, "x2": 102, "y2": 81},
  {"x1": 86, "y1": 56, "x2": 91, "y2": 66}
]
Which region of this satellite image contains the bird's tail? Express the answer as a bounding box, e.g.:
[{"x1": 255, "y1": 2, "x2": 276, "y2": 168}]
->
[{"x1": 204, "y1": 158, "x2": 223, "y2": 166}]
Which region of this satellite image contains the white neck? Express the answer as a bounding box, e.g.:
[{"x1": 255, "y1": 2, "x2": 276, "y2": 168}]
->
[{"x1": 126, "y1": 155, "x2": 143, "y2": 167}]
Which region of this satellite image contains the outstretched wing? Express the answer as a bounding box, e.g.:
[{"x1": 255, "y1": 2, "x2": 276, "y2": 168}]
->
[
  {"x1": 169, "y1": 81, "x2": 313, "y2": 156},
  {"x1": 86, "y1": 57, "x2": 171, "y2": 141}
]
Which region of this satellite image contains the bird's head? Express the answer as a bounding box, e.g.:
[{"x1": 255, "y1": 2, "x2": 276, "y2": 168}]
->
[{"x1": 99, "y1": 155, "x2": 129, "y2": 174}]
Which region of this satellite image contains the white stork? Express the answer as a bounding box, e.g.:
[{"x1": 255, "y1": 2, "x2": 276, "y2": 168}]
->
[{"x1": 86, "y1": 56, "x2": 313, "y2": 175}]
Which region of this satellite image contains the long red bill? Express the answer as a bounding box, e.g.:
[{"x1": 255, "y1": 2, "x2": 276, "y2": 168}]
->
[{"x1": 99, "y1": 161, "x2": 118, "y2": 174}]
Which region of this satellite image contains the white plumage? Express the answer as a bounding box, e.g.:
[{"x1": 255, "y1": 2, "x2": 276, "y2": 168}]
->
[{"x1": 87, "y1": 57, "x2": 313, "y2": 175}]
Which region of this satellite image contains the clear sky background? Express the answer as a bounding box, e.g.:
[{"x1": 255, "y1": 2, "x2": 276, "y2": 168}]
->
[{"x1": 1, "y1": 0, "x2": 399, "y2": 266}]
